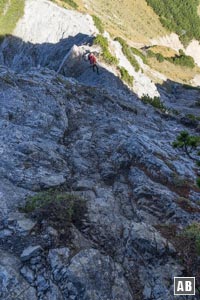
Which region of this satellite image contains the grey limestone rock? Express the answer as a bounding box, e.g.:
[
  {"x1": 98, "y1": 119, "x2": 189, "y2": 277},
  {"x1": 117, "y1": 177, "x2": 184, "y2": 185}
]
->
[
  {"x1": 0, "y1": 65, "x2": 199, "y2": 300},
  {"x1": 20, "y1": 265, "x2": 35, "y2": 284},
  {"x1": 0, "y1": 250, "x2": 37, "y2": 300},
  {"x1": 0, "y1": 229, "x2": 13, "y2": 238},
  {"x1": 51, "y1": 248, "x2": 133, "y2": 300},
  {"x1": 8, "y1": 212, "x2": 36, "y2": 235},
  {"x1": 21, "y1": 246, "x2": 43, "y2": 262},
  {"x1": 0, "y1": 6, "x2": 199, "y2": 298},
  {"x1": 48, "y1": 248, "x2": 70, "y2": 270}
]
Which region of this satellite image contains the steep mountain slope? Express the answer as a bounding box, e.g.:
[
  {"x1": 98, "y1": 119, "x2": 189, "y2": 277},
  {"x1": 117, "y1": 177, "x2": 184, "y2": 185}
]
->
[
  {"x1": 51, "y1": 1, "x2": 200, "y2": 85},
  {"x1": 0, "y1": 0, "x2": 160, "y2": 97},
  {"x1": 0, "y1": 64, "x2": 199, "y2": 300},
  {"x1": 1, "y1": 0, "x2": 200, "y2": 87},
  {"x1": 71, "y1": 0, "x2": 200, "y2": 84},
  {"x1": 76, "y1": 0, "x2": 168, "y2": 43},
  {"x1": 62, "y1": 0, "x2": 200, "y2": 69},
  {"x1": 2, "y1": 0, "x2": 199, "y2": 98},
  {"x1": 13, "y1": 0, "x2": 97, "y2": 44},
  {"x1": 0, "y1": 0, "x2": 200, "y2": 299}
]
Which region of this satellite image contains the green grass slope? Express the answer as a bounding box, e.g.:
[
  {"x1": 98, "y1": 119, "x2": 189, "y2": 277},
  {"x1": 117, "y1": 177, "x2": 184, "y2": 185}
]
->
[
  {"x1": 57, "y1": 0, "x2": 168, "y2": 44},
  {"x1": 146, "y1": 0, "x2": 200, "y2": 45},
  {"x1": 0, "y1": 0, "x2": 25, "y2": 36}
]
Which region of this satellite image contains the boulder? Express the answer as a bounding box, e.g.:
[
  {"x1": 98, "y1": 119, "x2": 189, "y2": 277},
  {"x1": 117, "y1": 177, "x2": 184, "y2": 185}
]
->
[{"x1": 21, "y1": 246, "x2": 43, "y2": 262}]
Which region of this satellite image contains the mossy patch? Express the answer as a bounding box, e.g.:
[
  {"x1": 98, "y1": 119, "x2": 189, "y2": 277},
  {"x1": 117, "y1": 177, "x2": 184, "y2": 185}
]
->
[{"x1": 21, "y1": 188, "x2": 87, "y2": 235}]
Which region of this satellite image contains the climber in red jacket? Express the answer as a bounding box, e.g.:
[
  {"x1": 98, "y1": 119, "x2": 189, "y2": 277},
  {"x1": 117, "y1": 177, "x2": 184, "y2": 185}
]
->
[{"x1": 88, "y1": 52, "x2": 99, "y2": 74}]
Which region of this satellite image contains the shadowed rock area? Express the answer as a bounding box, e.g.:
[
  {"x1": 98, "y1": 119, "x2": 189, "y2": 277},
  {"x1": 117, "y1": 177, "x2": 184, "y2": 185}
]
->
[
  {"x1": 0, "y1": 1, "x2": 200, "y2": 299},
  {"x1": 0, "y1": 62, "x2": 199, "y2": 299}
]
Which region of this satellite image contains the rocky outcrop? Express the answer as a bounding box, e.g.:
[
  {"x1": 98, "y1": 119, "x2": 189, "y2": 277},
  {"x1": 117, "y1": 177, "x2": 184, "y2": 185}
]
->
[
  {"x1": 0, "y1": 0, "x2": 97, "y2": 73},
  {"x1": 0, "y1": 0, "x2": 167, "y2": 98},
  {"x1": 14, "y1": 0, "x2": 97, "y2": 44},
  {"x1": 0, "y1": 249, "x2": 37, "y2": 300},
  {"x1": 0, "y1": 64, "x2": 199, "y2": 299},
  {"x1": 109, "y1": 36, "x2": 160, "y2": 98}
]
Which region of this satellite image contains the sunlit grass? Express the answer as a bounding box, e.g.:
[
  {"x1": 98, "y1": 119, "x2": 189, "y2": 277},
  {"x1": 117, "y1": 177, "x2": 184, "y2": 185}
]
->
[
  {"x1": 0, "y1": 0, "x2": 24, "y2": 35},
  {"x1": 149, "y1": 45, "x2": 178, "y2": 58},
  {"x1": 72, "y1": 0, "x2": 168, "y2": 43},
  {"x1": 147, "y1": 57, "x2": 200, "y2": 83},
  {"x1": 51, "y1": 0, "x2": 78, "y2": 9}
]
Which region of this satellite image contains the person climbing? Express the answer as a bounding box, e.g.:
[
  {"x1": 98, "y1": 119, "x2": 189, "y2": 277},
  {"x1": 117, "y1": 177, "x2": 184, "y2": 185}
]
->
[{"x1": 88, "y1": 52, "x2": 99, "y2": 75}]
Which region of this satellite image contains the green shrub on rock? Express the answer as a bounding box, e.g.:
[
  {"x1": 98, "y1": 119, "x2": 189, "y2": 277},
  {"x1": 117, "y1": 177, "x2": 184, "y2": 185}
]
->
[
  {"x1": 147, "y1": 50, "x2": 164, "y2": 63},
  {"x1": 92, "y1": 15, "x2": 104, "y2": 34},
  {"x1": 197, "y1": 177, "x2": 200, "y2": 189},
  {"x1": 94, "y1": 35, "x2": 118, "y2": 65},
  {"x1": 118, "y1": 66, "x2": 134, "y2": 86},
  {"x1": 22, "y1": 188, "x2": 87, "y2": 233},
  {"x1": 61, "y1": 0, "x2": 78, "y2": 9},
  {"x1": 173, "y1": 131, "x2": 200, "y2": 189},
  {"x1": 115, "y1": 37, "x2": 140, "y2": 71},
  {"x1": 184, "y1": 223, "x2": 200, "y2": 255},
  {"x1": 131, "y1": 47, "x2": 148, "y2": 64},
  {"x1": 172, "y1": 131, "x2": 200, "y2": 160},
  {"x1": 141, "y1": 94, "x2": 166, "y2": 111},
  {"x1": 166, "y1": 53, "x2": 195, "y2": 68}
]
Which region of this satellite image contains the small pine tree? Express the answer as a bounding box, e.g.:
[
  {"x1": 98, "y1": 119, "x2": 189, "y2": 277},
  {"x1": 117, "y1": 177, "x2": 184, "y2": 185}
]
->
[
  {"x1": 196, "y1": 177, "x2": 200, "y2": 188},
  {"x1": 172, "y1": 131, "x2": 200, "y2": 160},
  {"x1": 173, "y1": 131, "x2": 200, "y2": 188}
]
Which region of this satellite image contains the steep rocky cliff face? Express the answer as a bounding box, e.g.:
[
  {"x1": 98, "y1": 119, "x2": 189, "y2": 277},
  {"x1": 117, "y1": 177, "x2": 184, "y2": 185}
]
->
[
  {"x1": 0, "y1": 0, "x2": 167, "y2": 97},
  {"x1": 0, "y1": 1, "x2": 200, "y2": 300}
]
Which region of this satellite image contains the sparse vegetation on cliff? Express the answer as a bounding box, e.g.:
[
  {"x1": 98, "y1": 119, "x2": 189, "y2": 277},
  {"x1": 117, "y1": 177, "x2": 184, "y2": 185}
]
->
[
  {"x1": 118, "y1": 66, "x2": 134, "y2": 86},
  {"x1": 184, "y1": 223, "x2": 200, "y2": 255},
  {"x1": 172, "y1": 131, "x2": 200, "y2": 161},
  {"x1": 115, "y1": 37, "x2": 140, "y2": 71},
  {"x1": 173, "y1": 131, "x2": 200, "y2": 188},
  {"x1": 131, "y1": 46, "x2": 148, "y2": 64},
  {"x1": 94, "y1": 34, "x2": 118, "y2": 65},
  {"x1": 141, "y1": 94, "x2": 167, "y2": 111},
  {"x1": 166, "y1": 50, "x2": 195, "y2": 68},
  {"x1": 147, "y1": 48, "x2": 195, "y2": 68},
  {"x1": 51, "y1": 0, "x2": 78, "y2": 9},
  {"x1": 147, "y1": 50, "x2": 165, "y2": 62},
  {"x1": 22, "y1": 188, "x2": 87, "y2": 234},
  {"x1": 61, "y1": 0, "x2": 78, "y2": 9},
  {"x1": 92, "y1": 15, "x2": 104, "y2": 34}
]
